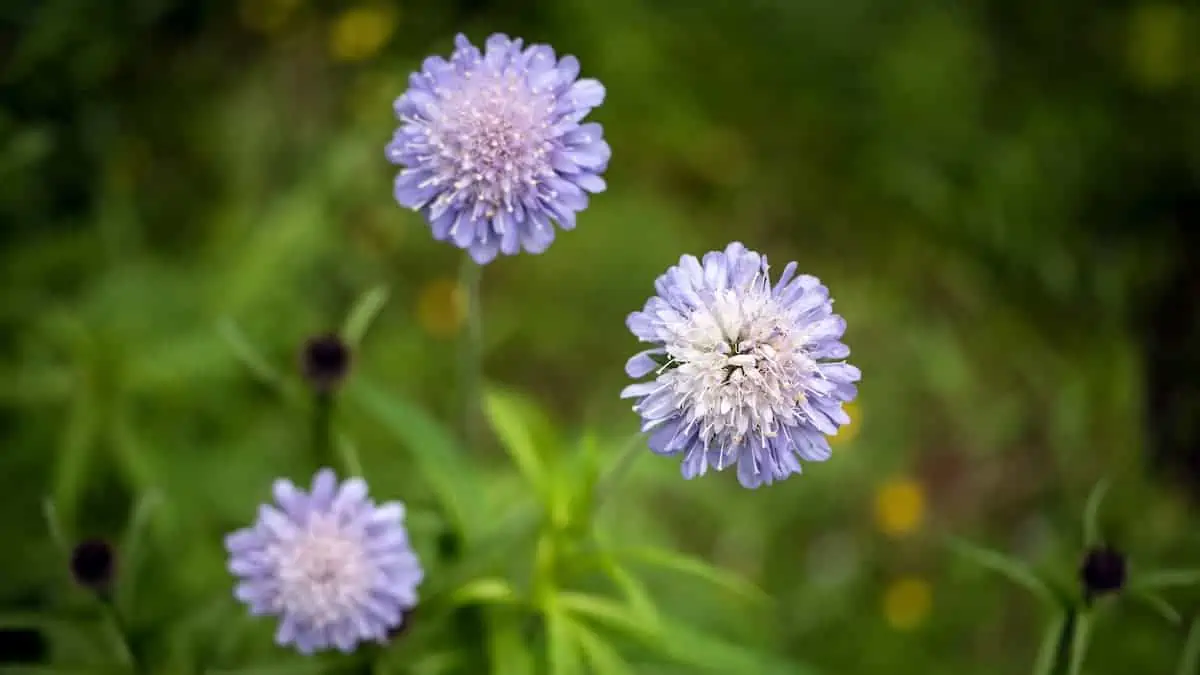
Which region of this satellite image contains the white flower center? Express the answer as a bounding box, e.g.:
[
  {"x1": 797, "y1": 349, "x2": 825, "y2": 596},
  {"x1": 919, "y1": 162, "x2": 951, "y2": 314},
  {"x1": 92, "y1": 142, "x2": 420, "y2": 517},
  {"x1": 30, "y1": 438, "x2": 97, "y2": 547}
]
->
[
  {"x1": 660, "y1": 281, "x2": 817, "y2": 451},
  {"x1": 427, "y1": 70, "x2": 556, "y2": 218},
  {"x1": 273, "y1": 514, "x2": 371, "y2": 627}
]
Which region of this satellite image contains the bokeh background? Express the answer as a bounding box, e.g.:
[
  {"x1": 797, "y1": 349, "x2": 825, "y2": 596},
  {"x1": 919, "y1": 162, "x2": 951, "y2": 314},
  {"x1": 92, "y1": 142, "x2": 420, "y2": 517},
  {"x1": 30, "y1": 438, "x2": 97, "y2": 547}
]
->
[{"x1": 3, "y1": 0, "x2": 1200, "y2": 673}]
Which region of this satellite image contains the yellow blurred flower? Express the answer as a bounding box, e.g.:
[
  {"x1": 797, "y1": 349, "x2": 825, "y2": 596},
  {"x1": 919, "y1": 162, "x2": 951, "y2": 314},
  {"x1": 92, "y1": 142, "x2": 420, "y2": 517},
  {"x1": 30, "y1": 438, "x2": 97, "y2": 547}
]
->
[
  {"x1": 874, "y1": 476, "x2": 925, "y2": 538},
  {"x1": 239, "y1": 0, "x2": 300, "y2": 34},
  {"x1": 329, "y1": 5, "x2": 397, "y2": 63},
  {"x1": 416, "y1": 279, "x2": 465, "y2": 338},
  {"x1": 882, "y1": 577, "x2": 932, "y2": 631},
  {"x1": 828, "y1": 400, "x2": 860, "y2": 447},
  {"x1": 1126, "y1": 4, "x2": 1187, "y2": 90}
]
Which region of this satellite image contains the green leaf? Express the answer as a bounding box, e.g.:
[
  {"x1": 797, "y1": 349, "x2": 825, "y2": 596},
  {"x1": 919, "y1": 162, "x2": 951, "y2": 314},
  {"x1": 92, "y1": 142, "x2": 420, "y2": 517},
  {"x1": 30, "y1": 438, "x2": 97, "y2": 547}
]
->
[
  {"x1": 342, "y1": 285, "x2": 390, "y2": 348},
  {"x1": 117, "y1": 489, "x2": 165, "y2": 615},
  {"x1": 451, "y1": 578, "x2": 523, "y2": 607},
  {"x1": 41, "y1": 498, "x2": 69, "y2": 555},
  {"x1": 52, "y1": 385, "x2": 98, "y2": 530},
  {"x1": 613, "y1": 546, "x2": 770, "y2": 606},
  {"x1": 1179, "y1": 615, "x2": 1200, "y2": 675},
  {"x1": 657, "y1": 620, "x2": 815, "y2": 675},
  {"x1": 1067, "y1": 611, "x2": 1092, "y2": 675},
  {"x1": 1081, "y1": 478, "x2": 1111, "y2": 547},
  {"x1": 556, "y1": 592, "x2": 660, "y2": 644},
  {"x1": 596, "y1": 554, "x2": 660, "y2": 627},
  {"x1": 568, "y1": 615, "x2": 635, "y2": 675},
  {"x1": 483, "y1": 387, "x2": 550, "y2": 502},
  {"x1": 484, "y1": 607, "x2": 534, "y2": 675},
  {"x1": 545, "y1": 601, "x2": 584, "y2": 675},
  {"x1": 348, "y1": 378, "x2": 483, "y2": 538},
  {"x1": 1031, "y1": 611, "x2": 1068, "y2": 675},
  {"x1": 1131, "y1": 569, "x2": 1200, "y2": 592},
  {"x1": 216, "y1": 318, "x2": 301, "y2": 403},
  {"x1": 945, "y1": 536, "x2": 1058, "y2": 607},
  {"x1": 1129, "y1": 589, "x2": 1182, "y2": 626}
]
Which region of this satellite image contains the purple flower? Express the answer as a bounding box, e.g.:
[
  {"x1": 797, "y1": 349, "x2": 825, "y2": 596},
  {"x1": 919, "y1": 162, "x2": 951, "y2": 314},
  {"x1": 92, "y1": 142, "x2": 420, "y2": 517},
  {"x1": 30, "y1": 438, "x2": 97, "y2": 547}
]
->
[
  {"x1": 387, "y1": 33, "x2": 610, "y2": 264},
  {"x1": 621, "y1": 242, "x2": 861, "y2": 489},
  {"x1": 225, "y1": 469, "x2": 423, "y2": 654}
]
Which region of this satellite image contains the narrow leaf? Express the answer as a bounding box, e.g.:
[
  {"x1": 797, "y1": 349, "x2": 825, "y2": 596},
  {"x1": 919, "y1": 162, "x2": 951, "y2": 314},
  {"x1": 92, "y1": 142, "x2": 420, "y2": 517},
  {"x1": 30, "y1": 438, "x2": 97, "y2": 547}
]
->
[
  {"x1": 342, "y1": 285, "x2": 390, "y2": 348},
  {"x1": 348, "y1": 378, "x2": 483, "y2": 537},
  {"x1": 1129, "y1": 590, "x2": 1182, "y2": 625},
  {"x1": 216, "y1": 318, "x2": 301, "y2": 403},
  {"x1": 945, "y1": 536, "x2": 1058, "y2": 607},
  {"x1": 117, "y1": 489, "x2": 164, "y2": 615},
  {"x1": 484, "y1": 607, "x2": 534, "y2": 675},
  {"x1": 1132, "y1": 569, "x2": 1200, "y2": 592},
  {"x1": 482, "y1": 387, "x2": 549, "y2": 499},
  {"x1": 41, "y1": 498, "x2": 69, "y2": 555},
  {"x1": 52, "y1": 386, "x2": 98, "y2": 530},
  {"x1": 657, "y1": 620, "x2": 815, "y2": 675},
  {"x1": 545, "y1": 602, "x2": 583, "y2": 675},
  {"x1": 557, "y1": 592, "x2": 660, "y2": 644},
  {"x1": 614, "y1": 546, "x2": 769, "y2": 605},
  {"x1": 1179, "y1": 615, "x2": 1200, "y2": 675},
  {"x1": 1032, "y1": 611, "x2": 1068, "y2": 675},
  {"x1": 1082, "y1": 478, "x2": 1111, "y2": 547},
  {"x1": 568, "y1": 615, "x2": 635, "y2": 675},
  {"x1": 597, "y1": 554, "x2": 660, "y2": 626},
  {"x1": 451, "y1": 578, "x2": 523, "y2": 607},
  {"x1": 1067, "y1": 611, "x2": 1092, "y2": 675}
]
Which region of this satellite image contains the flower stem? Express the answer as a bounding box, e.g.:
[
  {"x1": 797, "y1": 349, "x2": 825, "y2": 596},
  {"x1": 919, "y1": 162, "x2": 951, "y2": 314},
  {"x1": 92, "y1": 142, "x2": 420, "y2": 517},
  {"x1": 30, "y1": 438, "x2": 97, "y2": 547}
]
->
[
  {"x1": 458, "y1": 254, "x2": 484, "y2": 453},
  {"x1": 313, "y1": 389, "x2": 335, "y2": 470},
  {"x1": 99, "y1": 595, "x2": 138, "y2": 673}
]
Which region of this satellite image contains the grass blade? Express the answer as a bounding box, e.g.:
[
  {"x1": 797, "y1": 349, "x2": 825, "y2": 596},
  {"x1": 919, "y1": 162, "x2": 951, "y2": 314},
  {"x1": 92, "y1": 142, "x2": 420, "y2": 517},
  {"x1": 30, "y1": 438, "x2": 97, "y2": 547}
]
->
[
  {"x1": 613, "y1": 546, "x2": 769, "y2": 606},
  {"x1": 1132, "y1": 569, "x2": 1200, "y2": 592},
  {"x1": 1179, "y1": 615, "x2": 1200, "y2": 675},
  {"x1": 1032, "y1": 611, "x2": 1068, "y2": 675},
  {"x1": 1082, "y1": 478, "x2": 1111, "y2": 547},
  {"x1": 945, "y1": 536, "x2": 1058, "y2": 607},
  {"x1": 1067, "y1": 611, "x2": 1091, "y2": 675},
  {"x1": 341, "y1": 285, "x2": 390, "y2": 348},
  {"x1": 482, "y1": 387, "x2": 549, "y2": 500}
]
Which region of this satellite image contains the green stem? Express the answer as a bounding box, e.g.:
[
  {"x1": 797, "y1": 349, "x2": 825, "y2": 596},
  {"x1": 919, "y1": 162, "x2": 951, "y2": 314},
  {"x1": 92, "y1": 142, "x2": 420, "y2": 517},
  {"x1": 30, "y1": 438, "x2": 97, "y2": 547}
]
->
[
  {"x1": 99, "y1": 595, "x2": 138, "y2": 673},
  {"x1": 458, "y1": 254, "x2": 484, "y2": 453},
  {"x1": 313, "y1": 390, "x2": 336, "y2": 471}
]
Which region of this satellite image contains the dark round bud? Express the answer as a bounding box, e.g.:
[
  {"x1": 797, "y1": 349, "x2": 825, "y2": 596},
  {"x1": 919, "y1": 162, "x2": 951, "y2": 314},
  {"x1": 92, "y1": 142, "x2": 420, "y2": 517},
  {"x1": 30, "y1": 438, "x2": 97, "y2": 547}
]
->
[
  {"x1": 300, "y1": 333, "x2": 351, "y2": 392},
  {"x1": 69, "y1": 539, "x2": 116, "y2": 591},
  {"x1": 1080, "y1": 545, "x2": 1126, "y2": 596}
]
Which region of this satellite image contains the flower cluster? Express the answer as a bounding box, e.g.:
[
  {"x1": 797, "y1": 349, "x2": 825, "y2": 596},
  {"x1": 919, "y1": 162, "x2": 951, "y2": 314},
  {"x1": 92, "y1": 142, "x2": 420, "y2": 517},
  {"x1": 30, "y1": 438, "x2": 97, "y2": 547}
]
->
[
  {"x1": 387, "y1": 33, "x2": 610, "y2": 264},
  {"x1": 226, "y1": 469, "x2": 423, "y2": 654},
  {"x1": 621, "y1": 242, "x2": 860, "y2": 488}
]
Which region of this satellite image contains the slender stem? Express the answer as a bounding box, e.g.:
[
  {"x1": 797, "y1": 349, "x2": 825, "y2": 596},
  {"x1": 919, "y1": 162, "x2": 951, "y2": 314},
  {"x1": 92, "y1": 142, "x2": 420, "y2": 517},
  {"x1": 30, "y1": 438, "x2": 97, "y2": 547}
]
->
[
  {"x1": 99, "y1": 595, "x2": 138, "y2": 672},
  {"x1": 458, "y1": 254, "x2": 484, "y2": 453},
  {"x1": 313, "y1": 390, "x2": 336, "y2": 470}
]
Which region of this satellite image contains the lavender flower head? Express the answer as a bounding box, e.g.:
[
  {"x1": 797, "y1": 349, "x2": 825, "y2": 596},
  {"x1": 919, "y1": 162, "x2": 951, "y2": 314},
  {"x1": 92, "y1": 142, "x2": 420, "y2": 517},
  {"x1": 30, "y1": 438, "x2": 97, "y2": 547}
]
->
[
  {"x1": 225, "y1": 468, "x2": 423, "y2": 654},
  {"x1": 387, "y1": 33, "x2": 610, "y2": 264},
  {"x1": 621, "y1": 242, "x2": 861, "y2": 489}
]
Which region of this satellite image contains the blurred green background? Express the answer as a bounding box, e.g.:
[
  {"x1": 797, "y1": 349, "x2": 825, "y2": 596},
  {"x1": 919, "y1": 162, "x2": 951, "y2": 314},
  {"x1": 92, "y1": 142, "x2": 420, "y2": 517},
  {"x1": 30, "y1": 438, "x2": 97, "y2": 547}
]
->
[{"x1": 3, "y1": 0, "x2": 1200, "y2": 673}]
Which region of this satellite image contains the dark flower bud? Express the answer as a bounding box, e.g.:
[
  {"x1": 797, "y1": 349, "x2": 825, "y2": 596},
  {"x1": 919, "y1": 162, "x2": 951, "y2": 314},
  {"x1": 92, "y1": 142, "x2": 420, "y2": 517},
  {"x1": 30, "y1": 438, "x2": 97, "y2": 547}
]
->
[
  {"x1": 300, "y1": 333, "x2": 351, "y2": 392},
  {"x1": 1080, "y1": 545, "x2": 1126, "y2": 597},
  {"x1": 69, "y1": 538, "x2": 116, "y2": 592}
]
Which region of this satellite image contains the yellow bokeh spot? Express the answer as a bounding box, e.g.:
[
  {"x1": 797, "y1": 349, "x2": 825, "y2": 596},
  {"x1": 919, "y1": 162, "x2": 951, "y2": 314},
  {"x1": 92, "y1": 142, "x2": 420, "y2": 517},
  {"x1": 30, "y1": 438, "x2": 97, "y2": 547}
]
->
[
  {"x1": 1126, "y1": 4, "x2": 1187, "y2": 90},
  {"x1": 329, "y1": 5, "x2": 398, "y2": 63},
  {"x1": 416, "y1": 279, "x2": 466, "y2": 338},
  {"x1": 883, "y1": 578, "x2": 932, "y2": 631},
  {"x1": 874, "y1": 477, "x2": 925, "y2": 537},
  {"x1": 829, "y1": 400, "x2": 860, "y2": 447},
  {"x1": 239, "y1": 0, "x2": 300, "y2": 34}
]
